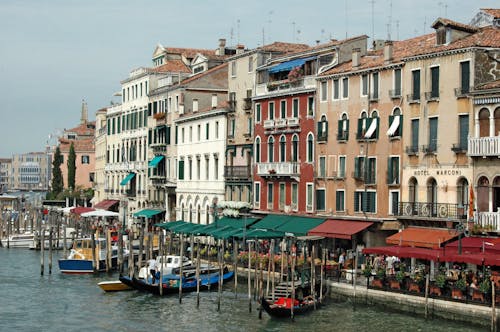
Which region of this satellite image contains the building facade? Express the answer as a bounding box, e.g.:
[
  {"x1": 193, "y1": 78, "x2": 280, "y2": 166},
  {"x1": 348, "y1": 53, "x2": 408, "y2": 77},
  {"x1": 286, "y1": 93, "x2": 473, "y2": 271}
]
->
[
  {"x1": 11, "y1": 152, "x2": 51, "y2": 191},
  {"x1": 0, "y1": 158, "x2": 12, "y2": 193}
]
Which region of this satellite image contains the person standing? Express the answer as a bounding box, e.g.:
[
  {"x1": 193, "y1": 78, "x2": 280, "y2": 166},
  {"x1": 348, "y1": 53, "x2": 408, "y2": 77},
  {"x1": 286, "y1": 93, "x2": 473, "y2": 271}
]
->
[{"x1": 148, "y1": 258, "x2": 158, "y2": 284}]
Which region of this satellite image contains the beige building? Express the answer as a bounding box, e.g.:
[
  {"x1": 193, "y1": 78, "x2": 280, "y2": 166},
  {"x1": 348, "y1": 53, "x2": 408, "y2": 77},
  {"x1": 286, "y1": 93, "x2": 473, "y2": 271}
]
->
[
  {"x1": 11, "y1": 152, "x2": 51, "y2": 191},
  {"x1": 0, "y1": 158, "x2": 11, "y2": 193},
  {"x1": 92, "y1": 108, "x2": 107, "y2": 206}
]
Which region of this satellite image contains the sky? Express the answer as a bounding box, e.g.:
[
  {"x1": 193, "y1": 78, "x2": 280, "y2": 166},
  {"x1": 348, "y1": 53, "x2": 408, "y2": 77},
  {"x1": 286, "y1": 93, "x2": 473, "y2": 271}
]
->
[{"x1": 0, "y1": 0, "x2": 498, "y2": 156}]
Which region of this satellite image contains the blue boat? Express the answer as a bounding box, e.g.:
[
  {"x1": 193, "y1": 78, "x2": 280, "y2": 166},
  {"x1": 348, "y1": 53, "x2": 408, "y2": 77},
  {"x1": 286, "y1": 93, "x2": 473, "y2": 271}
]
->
[
  {"x1": 119, "y1": 268, "x2": 234, "y2": 295},
  {"x1": 58, "y1": 238, "x2": 127, "y2": 274}
]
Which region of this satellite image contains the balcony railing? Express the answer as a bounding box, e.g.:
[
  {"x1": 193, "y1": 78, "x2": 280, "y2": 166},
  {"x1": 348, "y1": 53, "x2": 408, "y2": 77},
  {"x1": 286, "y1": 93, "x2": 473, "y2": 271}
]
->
[
  {"x1": 424, "y1": 91, "x2": 439, "y2": 101},
  {"x1": 422, "y1": 144, "x2": 437, "y2": 154},
  {"x1": 451, "y1": 143, "x2": 467, "y2": 154},
  {"x1": 224, "y1": 166, "x2": 251, "y2": 180},
  {"x1": 468, "y1": 136, "x2": 500, "y2": 157},
  {"x1": 275, "y1": 119, "x2": 287, "y2": 128},
  {"x1": 263, "y1": 120, "x2": 275, "y2": 129},
  {"x1": 242, "y1": 98, "x2": 252, "y2": 111},
  {"x1": 389, "y1": 89, "x2": 402, "y2": 99},
  {"x1": 454, "y1": 87, "x2": 471, "y2": 98},
  {"x1": 397, "y1": 202, "x2": 468, "y2": 219},
  {"x1": 256, "y1": 76, "x2": 316, "y2": 96},
  {"x1": 287, "y1": 117, "x2": 299, "y2": 127},
  {"x1": 256, "y1": 162, "x2": 300, "y2": 177},
  {"x1": 405, "y1": 145, "x2": 419, "y2": 155},
  {"x1": 369, "y1": 92, "x2": 379, "y2": 102},
  {"x1": 407, "y1": 93, "x2": 420, "y2": 103},
  {"x1": 475, "y1": 212, "x2": 500, "y2": 232}
]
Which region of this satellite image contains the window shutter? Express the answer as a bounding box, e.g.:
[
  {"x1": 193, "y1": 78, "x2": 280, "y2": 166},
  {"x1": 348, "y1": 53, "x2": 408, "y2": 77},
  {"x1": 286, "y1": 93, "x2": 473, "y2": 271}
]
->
[
  {"x1": 354, "y1": 157, "x2": 359, "y2": 178},
  {"x1": 317, "y1": 122, "x2": 322, "y2": 138},
  {"x1": 375, "y1": 118, "x2": 379, "y2": 139},
  {"x1": 148, "y1": 103, "x2": 152, "y2": 116},
  {"x1": 399, "y1": 115, "x2": 403, "y2": 136},
  {"x1": 461, "y1": 61, "x2": 470, "y2": 93},
  {"x1": 178, "y1": 160, "x2": 184, "y2": 180},
  {"x1": 345, "y1": 120, "x2": 349, "y2": 140},
  {"x1": 354, "y1": 192, "x2": 359, "y2": 212},
  {"x1": 388, "y1": 157, "x2": 393, "y2": 183},
  {"x1": 459, "y1": 115, "x2": 469, "y2": 148},
  {"x1": 431, "y1": 67, "x2": 439, "y2": 97},
  {"x1": 335, "y1": 191, "x2": 340, "y2": 211},
  {"x1": 166, "y1": 126, "x2": 171, "y2": 145},
  {"x1": 357, "y1": 119, "x2": 363, "y2": 139}
]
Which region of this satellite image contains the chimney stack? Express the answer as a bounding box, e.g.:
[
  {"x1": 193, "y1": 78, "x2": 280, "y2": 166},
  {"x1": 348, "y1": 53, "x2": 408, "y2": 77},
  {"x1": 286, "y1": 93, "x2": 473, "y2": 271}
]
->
[
  {"x1": 211, "y1": 94, "x2": 217, "y2": 108},
  {"x1": 218, "y1": 38, "x2": 226, "y2": 55},
  {"x1": 352, "y1": 48, "x2": 361, "y2": 68},
  {"x1": 236, "y1": 44, "x2": 245, "y2": 55},
  {"x1": 384, "y1": 41, "x2": 393, "y2": 64}
]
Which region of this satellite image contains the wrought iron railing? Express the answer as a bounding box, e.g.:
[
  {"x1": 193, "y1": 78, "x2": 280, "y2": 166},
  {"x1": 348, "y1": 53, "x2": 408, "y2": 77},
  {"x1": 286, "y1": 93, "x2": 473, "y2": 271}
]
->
[
  {"x1": 224, "y1": 166, "x2": 251, "y2": 179},
  {"x1": 397, "y1": 202, "x2": 468, "y2": 219}
]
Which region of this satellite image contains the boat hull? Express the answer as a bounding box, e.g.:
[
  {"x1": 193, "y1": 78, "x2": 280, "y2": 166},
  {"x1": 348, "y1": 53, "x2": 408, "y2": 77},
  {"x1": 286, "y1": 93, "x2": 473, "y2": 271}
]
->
[
  {"x1": 58, "y1": 256, "x2": 121, "y2": 274},
  {"x1": 260, "y1": 296, "x2": 321, "y2": 318},
  {"x1": 98, "y1": 280, "x2": 132, "y2": 292}
]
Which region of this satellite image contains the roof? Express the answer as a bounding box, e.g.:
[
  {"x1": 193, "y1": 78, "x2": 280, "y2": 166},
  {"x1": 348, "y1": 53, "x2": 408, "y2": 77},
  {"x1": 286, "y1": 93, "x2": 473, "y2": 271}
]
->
[
  {"x1": 59, "y1": 138, "x2": 95, "y2": 153},
  {"x1": 93, "y1": 199, "x2": 119, "y2": 210},
  {"x1": 444, "y1": 237, "x2": 500, "y2": 254},
  {"x1": 386, "y1": 227, "x2": 458, "y2": 249},
  {"x1": 475, "y1": 79, "x2": 500, "y2": 90},
  {"x1": 164, "y1": 47, "x2": 216, "y2": 59},
  {"x1": 431, "y1": 17, "x2": 478, "y2": 33},
  {"x1": 152, "y1": 59, "x2": 191, "y2": 73},
  {"x1": 363, "y1": 246, "x2": 444, "y2": 261},
  {"x1": 321, "y1": 25, "x2": 500, "y2": 77},
  {"x1": 308, "y1": 219, "x2": 373, "y2": 239},
  {"x1": 481, "y1": 8, "x2": 500, "y2": 18},
  {"x1": 259, "y1": 41, "x2": 310, "y2": 54},
  {"x1": 179, "y1": 62, "x2": 228, "y2": 85},
  {"x1": 70, "y1": 207, "x2": 95, "y2": 215},
  {"x1": 64, "y1": 122, "x2": 96, "y2": 137}
]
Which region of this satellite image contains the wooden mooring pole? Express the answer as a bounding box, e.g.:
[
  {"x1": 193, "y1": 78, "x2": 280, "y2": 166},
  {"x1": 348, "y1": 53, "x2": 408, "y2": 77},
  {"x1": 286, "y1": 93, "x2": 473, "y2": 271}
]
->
[
  {"x1": 40, "y1": 227, "x2": 45, "y2": 275},
  {"x1": 196, "y1": 242, "x2": 200, "y2": 308},
  {"x1": 492, "y1": 280, "x2": 496, "y2": 332},
  {"x1": 233, "y1": 238, "x2": 238, "y2": 298},
  {"x1": 248, "y1": 240, "x2": 252, "y2": 313},
  {"x1": 424, "y1": 274, "x2": 430, "y2": 319},
  {"x1": 48, "y1": 226, "x2": 53, "y2": 274},
  {"x1": 179, "y1": 234, "x2": 184, "y2": 304}
]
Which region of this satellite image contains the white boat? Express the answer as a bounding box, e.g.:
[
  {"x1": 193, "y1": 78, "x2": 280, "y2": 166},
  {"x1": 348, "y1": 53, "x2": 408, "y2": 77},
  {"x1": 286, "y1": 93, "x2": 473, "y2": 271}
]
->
[
  {"x1": 138, "y1": 255, "x2": 194, "y2": 279},
  {"x1": 2, "y1": 232, "x2": 35, "y2": 248},
  {"x1": 29, "y1": 228, "x2": 76, "y2": 250}
]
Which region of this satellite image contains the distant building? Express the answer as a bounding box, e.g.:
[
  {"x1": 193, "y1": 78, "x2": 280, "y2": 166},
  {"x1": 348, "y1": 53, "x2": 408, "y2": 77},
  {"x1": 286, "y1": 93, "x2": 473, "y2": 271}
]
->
[
  {"x1": 11, "y1": 152, "x2": 51, "y2": 191},
  {"x1": 58, "y1": 101, "x2": 96, "y2": 190},
  {"x1": 0, "y1": 158, "x2": 12, "y2": 192}
]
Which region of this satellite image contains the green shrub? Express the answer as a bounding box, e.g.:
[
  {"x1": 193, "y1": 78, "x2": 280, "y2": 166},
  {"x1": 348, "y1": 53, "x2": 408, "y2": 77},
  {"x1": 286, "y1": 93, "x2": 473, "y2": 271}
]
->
[
  {"x1": 455, "y1": 278, "x2": 467, "y2": 291},
  {"x1": 479, "y1": 279, "x2": 491, "y2": 294},
  {"x1": 435, "y1": 274, "x2": 446, "y2": 288}
]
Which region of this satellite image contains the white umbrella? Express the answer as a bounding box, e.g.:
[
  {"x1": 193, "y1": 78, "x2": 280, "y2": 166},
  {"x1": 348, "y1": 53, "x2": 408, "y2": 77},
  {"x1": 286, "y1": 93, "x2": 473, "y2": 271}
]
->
[
  {"x1": 58, "y1": 206, "x2": 76, "y2": 215},
  {"x1": 81, "y1": 210, "x2": 120, "y2": 218}
]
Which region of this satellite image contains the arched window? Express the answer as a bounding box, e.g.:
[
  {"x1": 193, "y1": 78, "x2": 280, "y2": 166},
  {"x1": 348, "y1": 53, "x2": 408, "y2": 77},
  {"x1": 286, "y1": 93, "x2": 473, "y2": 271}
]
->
[
  {"x1": 457, "y1": 177, "x2": 468, "y2": 207},
  {"x1": 357, "y1": 111, "x2": 368, "y2": 138},
  {"x1": 205, "y1": 204, "x2": 210, "y2": 224},
  {"x1": 268, "y1": 136, "x2": 275, "y2": 162},
  {"x1": 409, "y1": 177, "x2": 418, "y2": 203},
  {"x1": 255, "y1": 137, "x2": 261, "y2": 163},
  {"x1": 494, "y1": 176, "x2": 500, "y2": 213},
  {"x1": 197, "y1": 205, "x2": 201, "y2": 224},
  {"x1": 292, "y1": 135, "x2": 299, "y2": 162},
  {"x1": 307, "y1": 133, "x2": 314, "y2": 163},
  {"x1": 279, "y1": 135, "x2": 286, "y2": 162},
  {"x1": 338, "y1": 113, "x2": 349, "y2": 140},
  {"x1": 479, "y1": 108, "x2": 490, "y2": 137},
  {"x1": 181, "y1": 203, "x2": 185, "y2": 221},
  {"x1": 188, "y1": 203, "x2": 193, "y2": 222},
  {"x1": 495, "y1": 107, "x2": 500, "y2": 136},
  {"x1": 478, "y1": 176, "x2": 490, "y2": 212},
  {"x1": 427, "y1": 178, "x2": 438, "y2": 216},
  {"x1": 319, "y1": 114, "x2": 328, "y2": 141}
]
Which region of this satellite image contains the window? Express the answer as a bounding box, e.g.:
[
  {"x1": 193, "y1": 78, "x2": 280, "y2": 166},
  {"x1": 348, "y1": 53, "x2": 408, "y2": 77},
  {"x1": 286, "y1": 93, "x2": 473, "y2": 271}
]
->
[
  {"x1": 430, "y1": 66, "x2": 439, "y2": 98},
  {"x1": 255, "y1": 103, "x2": 261, "y2": 123},
  {"x1": 247, "y1": 117, "x2": 252, "y2": 135},
  {"x1": 306, "y1": 183, "x2": 314, "y2": 212},
  {"x1": 214, "y1": 156, "x2": 219, "y2": 180},
  {"x1": 458, "y1": 114, "x2": 469, "y2": 150},
  {"x1": 89, "y1": 172, "x2": 95, "y2": 183},
  {"x1": 205, "y1": 156, "x2": 209, "y2": 180},
  {"x1": 291, "y1": 135, "x2": 299, "y2": 162},
  {"x1": 333, "y1": 79, "x2": 339, "y2": 100},
  {"x1": 215, "y1": 121, "x2": 219, "y2": 138},
  {"x1": 255, "y1": 137, "x2": 261, "y2": 162},
  {"x1": 188, "y1": 158, "x2": 193, "y2": 180},
  {"x1": 318, "y1": 115, "x2": 328, "y2": 141},
  {"x1": 459, "y1": 61, "x2": 470, "y2": 95},
  {"x1": 320, "y1": 81, "x2": 327, "y2": 101},
  {"x1": 387, "y1": 156, "x2": 400, "y2": 185},
  {"x1": 292, "y1": 99, "x2": 299, "y2": 118},
  {"x1": 336, "y1": 190, "x2": 345, "y2": 212},
  {"x1": 279, "y1": 136, "x2": 286, "y2": 162},
  {"x1": 196, "y1": 158, "x2": 201, "y2": 180},
  {"x1": 291, "y1": 183, "x2": 298, "y2": 211},
  {"x1": 307, "y1": 133, "x2": 314, "y2": 163},
  {"x1": 254, "y1": 182, "x2": 261, "y2": 207},
  {"x1": 316, "y1": 189, "x2": 326, "y2": 211},
  {"x1": 371, "y1": 72, "x2": 379, "y2": 100},
  {"x1": 356, "y1": 111, "x2": 368, "y2": 139},
  {"x1": 411, "y1": 70, "x2": 420, "y2": 101},
  {"x1": 338, "y1": 156, "x2": 346, "y2": 178},
  {"x1": 197, "y1": 124, "x2": 201, "y2": 141},
  {"x1": 231, "y1": 61, "x2": 236, "y2": 77},
  {"x1": 268, "y1": 102, "x2": 275, "y2": 120},
  {"x1": 338, "y1": 114, "x2": 349, "y2": 141},
  {"x1": 181, "y1": 128, "x2": 185, "y2": 143},
  {"x1": 428, "y1": 117, "x2": 438, "y2": 152},
  {"x1": 229, "y1": 118, "x2": 235, "y2": 138},
  {"x1": 354, "y1": 156, "x2": 365, "y2": 179},
  {"x1": 394, "y1": 68, "x2": 402, "y2": 96},
  {"x1": 410, "y1": 119, "x2": 419, "y2": 151},
  {"x1": 193, "y1": 99, "x2": 198, "y2": 112},
  {"x1": 366, "y1": 157, "x2": 376, "y2": 184},
  {"x1": 248, "y1": 56, "x2": 253, "y2": 72},
  {"x1": 81, "y1": 155, "x2": 90, "y2": 164},
  {"x1": 388, "y1": 108, "x2": 402, "y2": 137},
  {"x1": 389, "y1": 191, "x2": 399, "y2": 215},
  {"x1": 307, "y1": 96, "x2": 314, "y2": 116},
  {"x1": 206, "y1": 123, "x2": 209, "y2": 140},
  {"x1": 361, "y1": 74, "x2": 368, "y2": 96},
  {"x1": 318, "y1": 156, "x2": 326, "y2": 177},
  {"x1": 267, "y1": 182, "x2": 274, "y2": 209},
  {"x1": 280, "y1": 100, "x2": 286, "y2": 118},
  {"x1": 354, "y1": 191, "x2": 376, "y2": 213},
  {"x1": 268, "y1": 136, "x2": 275, "y2": 162},
  {"x1": 178, "y1": 159, "x2": 184, "y2": 180},
  {"x1": 342, "y1": 77, "x2": 349, "y2": 98},
  {"x1": 189, "y1": 126, "x2": 192, "y2": 142},
  {"x1": 279, "y1": 183, "x2": 285, "y2": 210}
]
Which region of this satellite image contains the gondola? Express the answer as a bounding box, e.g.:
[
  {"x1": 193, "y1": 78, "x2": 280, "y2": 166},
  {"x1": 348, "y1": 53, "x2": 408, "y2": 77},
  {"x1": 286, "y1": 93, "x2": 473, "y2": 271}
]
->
[{"x1": 260, "y1": 284, "x2": 328, "y2": 318}]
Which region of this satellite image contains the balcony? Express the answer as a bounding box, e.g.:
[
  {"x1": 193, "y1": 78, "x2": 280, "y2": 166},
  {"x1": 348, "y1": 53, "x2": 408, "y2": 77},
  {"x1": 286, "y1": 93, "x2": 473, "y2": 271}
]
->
[
  {"x1": 424, "y1": 91, "x2": 439, "y2": 102},
  {"x1": 275, "y1": 119, "x2": 287, "y2": 128},
  {"x1": 397, "y1": 202, "x2": 468, "y2": 219},
  {"x1": 451, "y1": 143, "x2": 467, "y2": 154},
  {"x1": 454, "y1": 87, "x2": 471, "y2": 98},
  {"x1": 475, "y1": 212, "x2": 500, "y2": 232},
  {"x1": 468, "y1": 136, "x2": 500, "y2": 157},
  {"x1": 405, "y1": 145, "x2": 419, "y2": 155},
  {"x1": 256, "y1": 162, "x2": 300, "y2": 177},
  {"x1": 150, "y1": 175, "x2": 166, "y2": 185},
  {"x1": 422, "y1": 144, "x2": 437, "y2": 155},
  {"x1": 150, "y1": 142, "x2": 167, "y2": 152},
  {"x1": 224, "y1": 166, "x2": 251, "y2": 180},
  {"x1": 389, "y1": 89, "x2": 402, "y2": 99},
  {"x1": 242, "y1": 98, "x2": 252, "y2": 111},
  {"x1": 255, "y1": 76, "x2": 316, "y2": 96},
  {"x1": 126, "y1": 189, "x2": 136, "y2": 198},
  {"x1": 228, "y1": 100, "x2": 236, "y2": 112},
  {"x1": 337, "y1": 131, "x2": 348, "y2": 142},
  {"x1": 407, "y1": 93, "x2": 420, "y2": 103},
  {"x1": 287, "y1": 117, "x2": 299, "y2": 127},
  {"x1": 368, "y1": 92, "x2": 379, "y2": 102},
  {"x1": 263, "y1": 120, "x2": 275, "y2": 129}
]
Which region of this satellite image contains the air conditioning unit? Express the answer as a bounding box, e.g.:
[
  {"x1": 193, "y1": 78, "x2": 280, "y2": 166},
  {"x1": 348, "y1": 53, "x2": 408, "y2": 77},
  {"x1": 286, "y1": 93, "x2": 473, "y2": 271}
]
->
[{"x1": 284, "y1": 205, "x2": 291, "y2": 213}]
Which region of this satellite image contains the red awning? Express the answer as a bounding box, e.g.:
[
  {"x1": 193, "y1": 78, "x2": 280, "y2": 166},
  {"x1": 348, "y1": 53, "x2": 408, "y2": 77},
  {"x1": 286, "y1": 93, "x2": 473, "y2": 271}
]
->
[
  {"x1": 70, "y1": 207, "x2": 95, "y2": 215},
  {"x1": 93, "y1": 199, "x2": 119, "y2": 210},
  {"x1": 386, "y1": 227, "x2": 458, "y2": 249},
  {"x1": 308, "y1": 219, "x2": 373, "y2": 240},
  {"x1": 363, "y1": 246, "x2": 444, "y2": 261},
  {"x1": 445, "y1": 237, "x2": 500, "y2": 254}
]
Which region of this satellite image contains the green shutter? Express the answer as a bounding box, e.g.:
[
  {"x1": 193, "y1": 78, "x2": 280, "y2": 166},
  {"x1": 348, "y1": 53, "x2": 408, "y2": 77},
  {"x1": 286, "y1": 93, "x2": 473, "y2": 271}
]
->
[
  {"x1": 148, "y1": 129, "x2": 152, "y2": 145},
  {"x1": 413, "y1": 70, "x2": 420, "y2": 98},
  {"x1": 336, "y1": 191, "x2": 340, "y2": 211},
  {"x1": 148, "y1": 103, "x2": 152, "y2": 116},
  {"x1": 175, "y1": 126, "x2": 178, "y2": 144},
  {"x1": 388, "y1": 157, "x2": 393, "y2": 183},
  {"x1": 107, "y1": 119, "x2": 110, "y2": 135},
  {"x1": 459, "y1": 115, "x2": 469, "y2": 148},
  {"x1": 144, "y1": 109, "x2": 148, "y2": 126},
  {"x1": 375, "y1": 118, "x2": 379, "y2": 139},
  {"x1": 166, "y1": 126, "x2": 171, "y2": 145},
  {"x1": 337, "y1": 120, "x2": 342, "y2": 139},
  {"x1": 346, "y1": 119, "x2": 349, "y2": 140},
  {"x1": 357, "y1": 119, "x2": 363, "y2": 139},
  {"x1": 399, "y1": 115, "x2": 403, "y2": 136},
  {"x1": 178, "y1": 160, "x2": 184, "y2": 180},
  {"x1": 461, "y1": 61, "x2": 470, "y2": 93},
  {"x1": 354, "y1": 157, "x2": 359, "y2": 178},
  {"x1": 354, "y1": 192, "x2": 359, "y2": 212},
  {"x1": 429, "y1": 118, "x2": 438, "y2": 151},
  {"x1": 431, "y1": 67, "x2": 439, "y2": 98}
]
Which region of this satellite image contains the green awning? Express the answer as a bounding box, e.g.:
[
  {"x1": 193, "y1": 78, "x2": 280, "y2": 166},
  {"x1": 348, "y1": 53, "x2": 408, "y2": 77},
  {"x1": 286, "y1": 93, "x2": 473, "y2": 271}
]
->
[
  {"x1": 148, "y1": 155, "x2": 164, "y2": 168},
  {"x1": 120, "y1": 172, "x2": 136, "y2": 186},
  {"x1": 233, "y1": 228, "x2": 284, "y2": 239},
  {"x1": 215, "y1": 217, "x2": 259, "y2": 229},
  {"x1": 133, "y1": 209, "x2": 164, "y2": 218},
  {"x1": 156, "y1": 221, "x2": 187, "y2": 230},
  {"x1": 204, "y1": 225, "x2": 233, "y2": 237},
  {"x1": 251, "y1": 214, "x2": 326, "y2": 236}
]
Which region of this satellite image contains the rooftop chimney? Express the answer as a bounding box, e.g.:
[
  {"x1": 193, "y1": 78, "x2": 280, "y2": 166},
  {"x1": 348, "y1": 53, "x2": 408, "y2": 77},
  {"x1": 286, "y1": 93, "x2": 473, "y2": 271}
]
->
[
  {"x1": 384, "y1": 41, "x2": 393, "y2": 64},
  {"x1": 80, "y1": 99, "x2": 88, "y2": 125},
  {"x1": 236, "y1": 44, "x2": 245, "y2": 55},
  {"x1": 352, "y1": 48, "x2": 361, "y2": 68},
  {"x1": 218, "y1": 38, "x2": 226, "y2": 55}
]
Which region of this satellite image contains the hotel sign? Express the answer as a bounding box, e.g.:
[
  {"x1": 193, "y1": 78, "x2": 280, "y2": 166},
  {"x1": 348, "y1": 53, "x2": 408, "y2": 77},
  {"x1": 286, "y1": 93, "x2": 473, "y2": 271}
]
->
[{"x1": 412, "y1": 169, "x2": 463, "y2": 177}]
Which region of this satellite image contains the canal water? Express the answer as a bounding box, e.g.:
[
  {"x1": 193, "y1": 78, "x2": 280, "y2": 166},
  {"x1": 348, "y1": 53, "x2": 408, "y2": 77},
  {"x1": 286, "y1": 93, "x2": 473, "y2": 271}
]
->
[{"x1": 0, "y1": 248, "x2": 484, "y2": 332}]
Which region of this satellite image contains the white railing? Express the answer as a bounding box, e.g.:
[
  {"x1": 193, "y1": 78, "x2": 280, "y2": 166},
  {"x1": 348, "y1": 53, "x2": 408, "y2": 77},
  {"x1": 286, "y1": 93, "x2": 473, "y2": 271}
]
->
[
  {"x1": 256, "y1": 162, "x2": 300, "y2": 176},
  {"x1": 287, "y1": 117, "x2": 299, "y2": 126},
  {"x1": 468, "y1": 136, "x2": 500, "y2": 157},
  {"x1": 475, "y1": 212, "x2": 500, "y2": 232},
  {"x1": 255, "y1": 75, "x2": 317, "y2": 96},
  {"x1": 275, "y1": 119, "x2": 287, "y2": 128},
  {"x1": 263, "y1": 120, "x2": 275, "y2": 129},
  {"x1": 104, "y1": 161, "x2": 146, "y2": 172}
]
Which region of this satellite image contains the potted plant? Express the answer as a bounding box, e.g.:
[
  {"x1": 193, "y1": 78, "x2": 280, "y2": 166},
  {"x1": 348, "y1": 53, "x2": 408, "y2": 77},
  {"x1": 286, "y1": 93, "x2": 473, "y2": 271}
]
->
[
  {"x1": 389, "y1": 271, "x2": 404, "y2": 290},
  {"x1": 452, "y1": 278, "x2": 467, "y2": 300},
  {"x1": 430, "y1": 273, "x2": 445, "y2": 296},
  {"x1": 371, "y1": 268, "x2": 385, "y2": 288},
  {"x1": 408, "y1": 273, "x2": 423, "y2": 293},
  {"x1": 479, "y1": 279, "x2": 491, "y2": 294}
]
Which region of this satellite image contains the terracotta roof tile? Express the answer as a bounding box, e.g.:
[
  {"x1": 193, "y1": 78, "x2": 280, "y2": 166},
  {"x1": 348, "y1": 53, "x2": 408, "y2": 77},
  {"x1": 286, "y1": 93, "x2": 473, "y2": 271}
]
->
[
  {"x1": 179, "y1": 63, "x2": 228, "y2": 85},
  {"x1": 476, "y1": 79, "x2": 500, "y2": 90},
  {"x1": 259, "y1": 42, "x2": 310, "y2": 54},
  {"x1": 59, "y1": 138, "x2": 95, "y2": 153},
  {"x1": 431, "y1": 17, "x2": 478, "y2": 33},
  {"x1": 153, "y1": 60, "x2": 191, "y2": 73},
  {"x1": 481, "y1": 8, "x2": 500, "y2": 19},
  {"x1": 65, "y1": 122, "x2": 96, "y2": 136},
  {"x1": 311, "y1": 35, "x2": 369, "y2": 50},
  {"x1": 165, "y1": 47, "x2": 216, "y2": 59}
]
